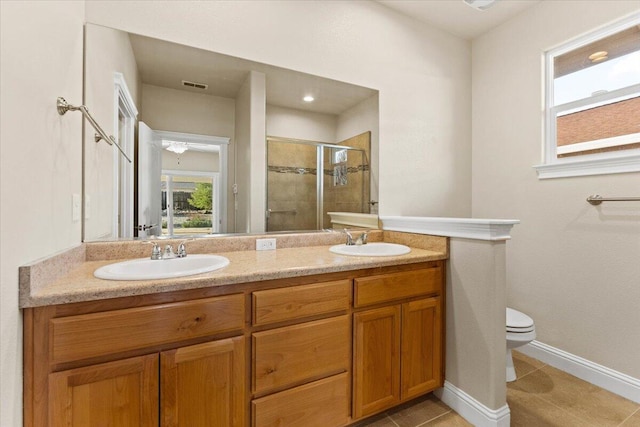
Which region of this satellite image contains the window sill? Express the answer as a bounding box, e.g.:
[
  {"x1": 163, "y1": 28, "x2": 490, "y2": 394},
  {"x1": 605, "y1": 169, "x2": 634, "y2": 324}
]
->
[{"x1": 533, "y1": 152, "x2": 640, "y2": 179}]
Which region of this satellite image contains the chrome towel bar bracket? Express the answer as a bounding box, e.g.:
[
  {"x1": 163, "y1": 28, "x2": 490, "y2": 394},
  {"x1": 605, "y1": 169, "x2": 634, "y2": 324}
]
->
[
  {"x1": 587, "y1": 195, "x2": 640, "y2": 205},
  {"x1": 56, "y1": 97, "x2": 132, "y2": 163}
]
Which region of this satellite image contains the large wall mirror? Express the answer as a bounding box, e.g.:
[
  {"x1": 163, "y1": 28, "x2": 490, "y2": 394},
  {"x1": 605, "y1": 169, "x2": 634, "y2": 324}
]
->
[{"x1": 83, "y1": 23, "x2": 379, "y2": 242}]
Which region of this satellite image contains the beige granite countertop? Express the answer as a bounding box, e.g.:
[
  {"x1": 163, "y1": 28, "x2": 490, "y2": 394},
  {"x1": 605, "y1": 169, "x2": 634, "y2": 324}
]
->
[{"x1": 20, "y1": 231, "x2": 448, "y2": 308}]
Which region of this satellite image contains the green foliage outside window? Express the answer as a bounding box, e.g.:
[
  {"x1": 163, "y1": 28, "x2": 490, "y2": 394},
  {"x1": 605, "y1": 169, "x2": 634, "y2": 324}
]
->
[
  {"x1": 182, "y1": 216, "x2": 212, "y2": 228},
  {"x1": 188, "y1": 183, "x2": 213, "y2": 210}
]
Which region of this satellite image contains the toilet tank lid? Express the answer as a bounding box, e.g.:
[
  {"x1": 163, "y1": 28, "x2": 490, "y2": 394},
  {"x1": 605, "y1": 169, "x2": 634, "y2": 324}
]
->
[{"x1": 507, "y1": 308, "x2": 534, "y2": 328}]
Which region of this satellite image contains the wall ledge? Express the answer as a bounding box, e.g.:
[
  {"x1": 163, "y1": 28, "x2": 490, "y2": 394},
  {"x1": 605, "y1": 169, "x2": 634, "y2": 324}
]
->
[
  {"x1": 380, "y1": 216, "x2": 519, "y2": 241},
  {"x1": 327, "y1": 212, "x2": 379, "y2": 229},
  {"x1": 435, "y1": 381, "x2": 510, "y2": 427}
]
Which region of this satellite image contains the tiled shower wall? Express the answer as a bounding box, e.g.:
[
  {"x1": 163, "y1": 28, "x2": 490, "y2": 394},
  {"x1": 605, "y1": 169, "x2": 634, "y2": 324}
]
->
[
  {"x1": 323, "y1": 132, "x2": 371, "y2": 228},
  {"x1": 267, "y1": 132, "x2": 371, "y2": 232}
]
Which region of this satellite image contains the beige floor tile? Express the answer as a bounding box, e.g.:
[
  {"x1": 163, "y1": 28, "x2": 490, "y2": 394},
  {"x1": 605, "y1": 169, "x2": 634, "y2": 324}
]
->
[
  {"x1": 388, "y1": 395, "x2": 452, "y2": 427},
  {"x1": 353, "y1": 412, "x2": 398, "y2": 427},
  {"x1": 620, "y1": 409, "x2": 640, "y2": 427},
  {"x1": 512, "y1": 350, "x2": 546, "y2": 378},
  {"x1": 420, "y1": 411, "x2": 473, "y2": 426},
  {"x1": 510, "y1": 365, "x2": 638, "y2": 426},
  {"x1": 507, "y1": 386, "x2": 597, "y2": 427}
]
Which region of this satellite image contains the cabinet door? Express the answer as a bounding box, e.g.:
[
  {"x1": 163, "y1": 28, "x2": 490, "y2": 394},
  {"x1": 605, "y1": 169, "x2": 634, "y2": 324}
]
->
[
  {"x1": 401, "y1": 297, "x2": 442, "y2": 400},
  {"x1": 353, "y1": 305, "x2": 401, "y2": 419},
  {"x1": 48, "y1": 354, "x2": 159, "y2": 427},
  {"x1": 161, "y1": 336, "x2": 245, "y2": 427}
]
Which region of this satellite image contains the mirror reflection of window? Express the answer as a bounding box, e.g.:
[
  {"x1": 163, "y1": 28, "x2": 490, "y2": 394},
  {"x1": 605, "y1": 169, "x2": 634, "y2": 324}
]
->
[{"x1": 161, "y1": 174, "x2": 219, "y2": 235}]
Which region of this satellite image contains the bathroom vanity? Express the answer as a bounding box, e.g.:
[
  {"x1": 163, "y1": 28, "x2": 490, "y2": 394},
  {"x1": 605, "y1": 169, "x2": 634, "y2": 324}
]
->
[{"x1": 21, "y1": 232, "x2": 447, "y2": 427}]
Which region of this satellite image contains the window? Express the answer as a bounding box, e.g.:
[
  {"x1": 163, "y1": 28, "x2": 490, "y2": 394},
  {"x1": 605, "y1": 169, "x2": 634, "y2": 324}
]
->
[
  {"x1": 535, "y1": 15, "x2": 640, "y2": 179},
  {"x1": 161, "y1": 172, "x2": 220, "y2": 235}
]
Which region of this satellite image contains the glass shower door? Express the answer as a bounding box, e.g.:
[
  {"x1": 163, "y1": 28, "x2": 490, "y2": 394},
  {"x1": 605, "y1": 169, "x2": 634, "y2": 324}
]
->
[{"x1": 266, "y1": 140, "x2": 318, "y2": 232}]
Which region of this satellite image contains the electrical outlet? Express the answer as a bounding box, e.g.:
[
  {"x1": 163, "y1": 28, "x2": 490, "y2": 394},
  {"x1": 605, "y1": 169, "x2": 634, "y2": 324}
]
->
[
  {"x1": 72, "y1": 194, "x2": 81, "y2": 222},
  {"x1": 256, "y1": 238, "x2": 276, "y2": 251}
]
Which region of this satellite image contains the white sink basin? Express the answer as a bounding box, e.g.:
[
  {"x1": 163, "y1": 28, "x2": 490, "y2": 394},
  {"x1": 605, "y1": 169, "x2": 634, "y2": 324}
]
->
[
  {"x1": 329, "y1": 242, "x2": 411, "y2": 257},
  {"x1": 94, "y1": 254, "x2": 230, "y2": 281}
]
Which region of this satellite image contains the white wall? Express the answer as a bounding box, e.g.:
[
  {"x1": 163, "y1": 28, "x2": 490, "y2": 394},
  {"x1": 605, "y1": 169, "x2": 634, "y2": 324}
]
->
[
  {"x1": 0, "y1": 2, "x2": 85, "y2": 425},
  {"x1": 234, "y1": 71, "x2": 266, "y2": 233},
  {"x1": 84, "y1": 0, "x2": 472, "y2": 218},
  {"x1": 249, "y1": 71, "x2": 267, "y2": 233},
  {"x1": 266, "y1": 104, "x2": 337, "y2": 143},
  {"x1": 444, "y1": 239, "x2": 507, "y2": 410},
  {"x1": 472, "y1": 1, "x2": 640, "y2": 378},
  {"x1": 337, "y1": 94, "x2": 380, "y2": 211},
  {"x1": 84, "y1": 23, "x2": 140, "y2": 240},
  {"x1": 141, "y1": 84, "x2": 235, "y2": 137},
  {"x1": 161, "y1": 150, "x2": 220, "y2": 173},
  {"x1": 234, "y1": 74, "x2": 252, "y2": 233}
]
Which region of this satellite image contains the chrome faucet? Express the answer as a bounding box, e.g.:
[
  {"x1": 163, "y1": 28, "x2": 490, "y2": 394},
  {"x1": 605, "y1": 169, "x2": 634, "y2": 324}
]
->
[
  {"x1": 148, "y1": 242, "x2": 162, "y2": 260},
  {"x1": 146, "y1": 240, "x2": 191, "y2": 260},
  {"x1": 177, "y1": 241, "x2": 188, "y2": 258},
  {"x1": 343, "y1": 229, "x2": 368, "y2": 246}
]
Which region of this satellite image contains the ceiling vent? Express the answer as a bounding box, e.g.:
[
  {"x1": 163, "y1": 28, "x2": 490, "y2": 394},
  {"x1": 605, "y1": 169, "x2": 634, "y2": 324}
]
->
[{"x1": 182, "y1": 80, "x2": 208, "y2": 90}]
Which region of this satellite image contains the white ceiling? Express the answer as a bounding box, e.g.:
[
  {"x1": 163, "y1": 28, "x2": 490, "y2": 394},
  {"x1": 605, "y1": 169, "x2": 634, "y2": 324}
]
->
[{"x1": 377, "y1": 0, "x2": 542, "y2": 40}]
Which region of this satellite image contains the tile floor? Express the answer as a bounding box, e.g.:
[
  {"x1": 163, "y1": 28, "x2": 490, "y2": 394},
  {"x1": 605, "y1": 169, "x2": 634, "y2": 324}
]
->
[{"x1": 356, "y1": 350, "x2": 640, "y2": 426}]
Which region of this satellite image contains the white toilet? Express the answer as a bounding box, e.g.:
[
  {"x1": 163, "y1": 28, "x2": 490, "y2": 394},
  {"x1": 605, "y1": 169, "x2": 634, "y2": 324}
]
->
[{"x1": 506, "y1": 307, "x2": 536, "y2": 382}]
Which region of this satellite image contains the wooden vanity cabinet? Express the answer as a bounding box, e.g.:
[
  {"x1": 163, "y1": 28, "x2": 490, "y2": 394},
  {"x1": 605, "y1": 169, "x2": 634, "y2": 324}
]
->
[
  {"x1": 352, "y1": 266, "x2": 444, "y2": 420},
  {"x1": 25, "y1": 261, "x2": 445, "y2": 427},
  {"x1": 25, "y1": 293, "x2": 246, "y2": 427}
]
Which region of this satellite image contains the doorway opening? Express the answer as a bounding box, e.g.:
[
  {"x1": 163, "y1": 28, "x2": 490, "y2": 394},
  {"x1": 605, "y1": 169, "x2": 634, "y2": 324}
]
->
[{"x1": 137, "y1": 125, "x2": 230, "y2": 237}]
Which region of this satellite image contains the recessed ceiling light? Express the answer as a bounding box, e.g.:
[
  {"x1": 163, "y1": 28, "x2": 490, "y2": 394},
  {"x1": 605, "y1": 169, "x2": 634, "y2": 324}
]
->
[
  {"x1": 588, "y1": 51, "x2": 608, "y2": 63},
  {"x1": 303, "y1": 95, "x2": 315, "y2": 102},
  {"x1": 463, "y1": 0, "x2": 497, "y2": 11}
]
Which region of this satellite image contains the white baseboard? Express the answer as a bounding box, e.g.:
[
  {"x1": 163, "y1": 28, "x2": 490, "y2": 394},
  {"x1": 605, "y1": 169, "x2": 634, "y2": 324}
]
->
[
  {"x1": 519, "y1": 340, "x2": 640, "y2": 404},
  {"x1": 435, "y1": 381, "x2": 510, "y2": 427}
]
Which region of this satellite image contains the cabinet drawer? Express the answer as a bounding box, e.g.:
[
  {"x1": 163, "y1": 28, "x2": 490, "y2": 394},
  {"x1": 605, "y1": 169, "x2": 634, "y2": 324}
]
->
[
  {"x1": 50, "y1": 294, "x2": 244, "y2": 364},
  {"x1": 253, "y1": 280, "x2": 351, "y2": 325},
  {"x1": 354, "y1": 267, "x2": 442, "y2": 307},
  {"x1": 252, "y1": 372, "x2": 349, "y2": 427},
  {"x1": 253, "y1": 315, "x2": 350, "y2": 395}
]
